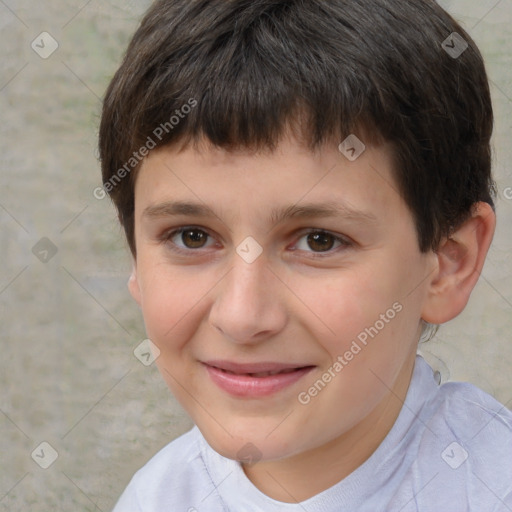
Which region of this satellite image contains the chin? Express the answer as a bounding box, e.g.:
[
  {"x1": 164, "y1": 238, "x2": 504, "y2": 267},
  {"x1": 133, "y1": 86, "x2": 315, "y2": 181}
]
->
[{"x1": 198, "y1": 418, "x2": 304, "y2": 464}]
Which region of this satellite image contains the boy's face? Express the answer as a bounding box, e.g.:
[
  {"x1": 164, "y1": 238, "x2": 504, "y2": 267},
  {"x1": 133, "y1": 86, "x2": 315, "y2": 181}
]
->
[{"x1": 129, "y1": 134, "x2": 435, "y2": 463}]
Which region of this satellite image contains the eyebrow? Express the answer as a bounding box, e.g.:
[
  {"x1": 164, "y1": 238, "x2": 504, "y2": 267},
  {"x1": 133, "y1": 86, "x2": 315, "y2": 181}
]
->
[{"x1": 142, "y1": 200, "x2": 377, "y2": 225}]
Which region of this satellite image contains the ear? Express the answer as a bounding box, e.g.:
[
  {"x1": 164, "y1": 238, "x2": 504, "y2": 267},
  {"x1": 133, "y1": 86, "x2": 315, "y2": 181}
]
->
[
  {"x1": 128, "y1": 261, "x2": 142, "y2": 306},
  {"x1": 421, "y1": 202, "x2": 496, "y2": 324}
]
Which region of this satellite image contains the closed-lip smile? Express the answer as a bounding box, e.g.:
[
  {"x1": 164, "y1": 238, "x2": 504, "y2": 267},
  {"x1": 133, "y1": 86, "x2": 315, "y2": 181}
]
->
[{"x1": 202, "y1": 360, "x2": 315, "y2": 397}]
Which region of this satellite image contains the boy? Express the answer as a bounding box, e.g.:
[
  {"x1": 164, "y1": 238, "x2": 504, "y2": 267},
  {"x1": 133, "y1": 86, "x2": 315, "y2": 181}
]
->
[{"x1": 99, "y1": 0, "x2": 512, "y2": 510}]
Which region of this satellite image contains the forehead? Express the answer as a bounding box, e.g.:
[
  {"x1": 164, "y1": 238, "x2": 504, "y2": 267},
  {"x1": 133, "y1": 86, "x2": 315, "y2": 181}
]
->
[{"x1": 134, "y1": 135, "x2": 406, "y2": 227}]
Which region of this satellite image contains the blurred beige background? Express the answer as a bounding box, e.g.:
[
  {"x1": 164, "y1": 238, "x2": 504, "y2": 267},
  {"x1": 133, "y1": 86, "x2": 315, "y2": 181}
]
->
[{"x1": 0, "y1": 0, "x2": 511, "y2": 510}]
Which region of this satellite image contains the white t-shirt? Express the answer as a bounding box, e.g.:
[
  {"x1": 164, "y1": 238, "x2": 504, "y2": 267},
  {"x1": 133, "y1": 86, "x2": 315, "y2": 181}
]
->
[{"x1": 112, "y1": 355, "x2": 512, "y2": 511}]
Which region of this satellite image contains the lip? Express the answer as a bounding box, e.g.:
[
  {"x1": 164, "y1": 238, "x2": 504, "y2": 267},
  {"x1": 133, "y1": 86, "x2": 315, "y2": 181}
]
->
[{"x1": 203, "y1": 360, "x2": 315, "y2": 398}]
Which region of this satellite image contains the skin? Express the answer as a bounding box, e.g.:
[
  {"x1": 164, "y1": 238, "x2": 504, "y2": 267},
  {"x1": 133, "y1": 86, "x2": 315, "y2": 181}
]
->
[{"x1": 128, "y1": 134, "x2": 495, "y2": 503}]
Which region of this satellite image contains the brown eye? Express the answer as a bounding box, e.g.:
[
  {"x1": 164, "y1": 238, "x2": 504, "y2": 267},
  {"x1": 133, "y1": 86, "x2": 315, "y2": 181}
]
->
[
  {"x1": 164, "y1": 227, "x2": 215, "y2": 253},
  {"x1": 306, "y1": 232, "x2": 336, "y2": 252},
  {"x1": 293, "y1": 230, "x2": 351, "y2": 256},
  {"x1": 180, "y1": 229, "x2": 208, "y2": 248}
]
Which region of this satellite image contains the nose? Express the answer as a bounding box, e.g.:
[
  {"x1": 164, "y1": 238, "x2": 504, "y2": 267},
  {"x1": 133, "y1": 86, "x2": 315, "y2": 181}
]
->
[{"x1": 208, "y1": 256, "x2": 287, "y2": 345}]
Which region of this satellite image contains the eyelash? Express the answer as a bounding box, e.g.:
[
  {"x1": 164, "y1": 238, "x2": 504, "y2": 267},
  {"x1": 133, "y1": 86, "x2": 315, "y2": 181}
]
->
[{"x1": 160, "y1": 226, "x2": 353, "y2": 258}]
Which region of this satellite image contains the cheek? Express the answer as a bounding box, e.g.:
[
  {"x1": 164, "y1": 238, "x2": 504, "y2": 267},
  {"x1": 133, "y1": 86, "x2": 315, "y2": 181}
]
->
[
  {"x1": 137, "y1": 261, "x2": 211, "y2": 350},
  {"x1": 295, "y1": 271, "x2": 413, "y2": 425},
  {"x1": 300, "y1": 270, "x2": 396, "y2": 353},
  {"x1": 298, "y1": 263, "x2": 417, "y2": 397}
]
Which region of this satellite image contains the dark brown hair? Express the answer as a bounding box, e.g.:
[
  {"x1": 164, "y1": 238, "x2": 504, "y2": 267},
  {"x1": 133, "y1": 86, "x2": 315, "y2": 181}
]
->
[{"x1": 99, "y1": 0, "x2": 495, "y2": 257}]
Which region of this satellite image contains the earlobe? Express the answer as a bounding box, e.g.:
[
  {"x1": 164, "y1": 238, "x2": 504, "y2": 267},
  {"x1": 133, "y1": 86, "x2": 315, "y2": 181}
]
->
[
  {"x1": 128, "y1": 264, "x2": 142, "y2": 306},
  {"x1": 421, "y1": 202, "x2": 496, "y2": 325}
]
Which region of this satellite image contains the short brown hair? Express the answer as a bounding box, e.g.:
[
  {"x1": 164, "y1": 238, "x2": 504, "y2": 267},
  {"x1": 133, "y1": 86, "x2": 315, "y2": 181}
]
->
[{"x1": 99, "y1": 0, "x2": 495, "y2": 257}]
